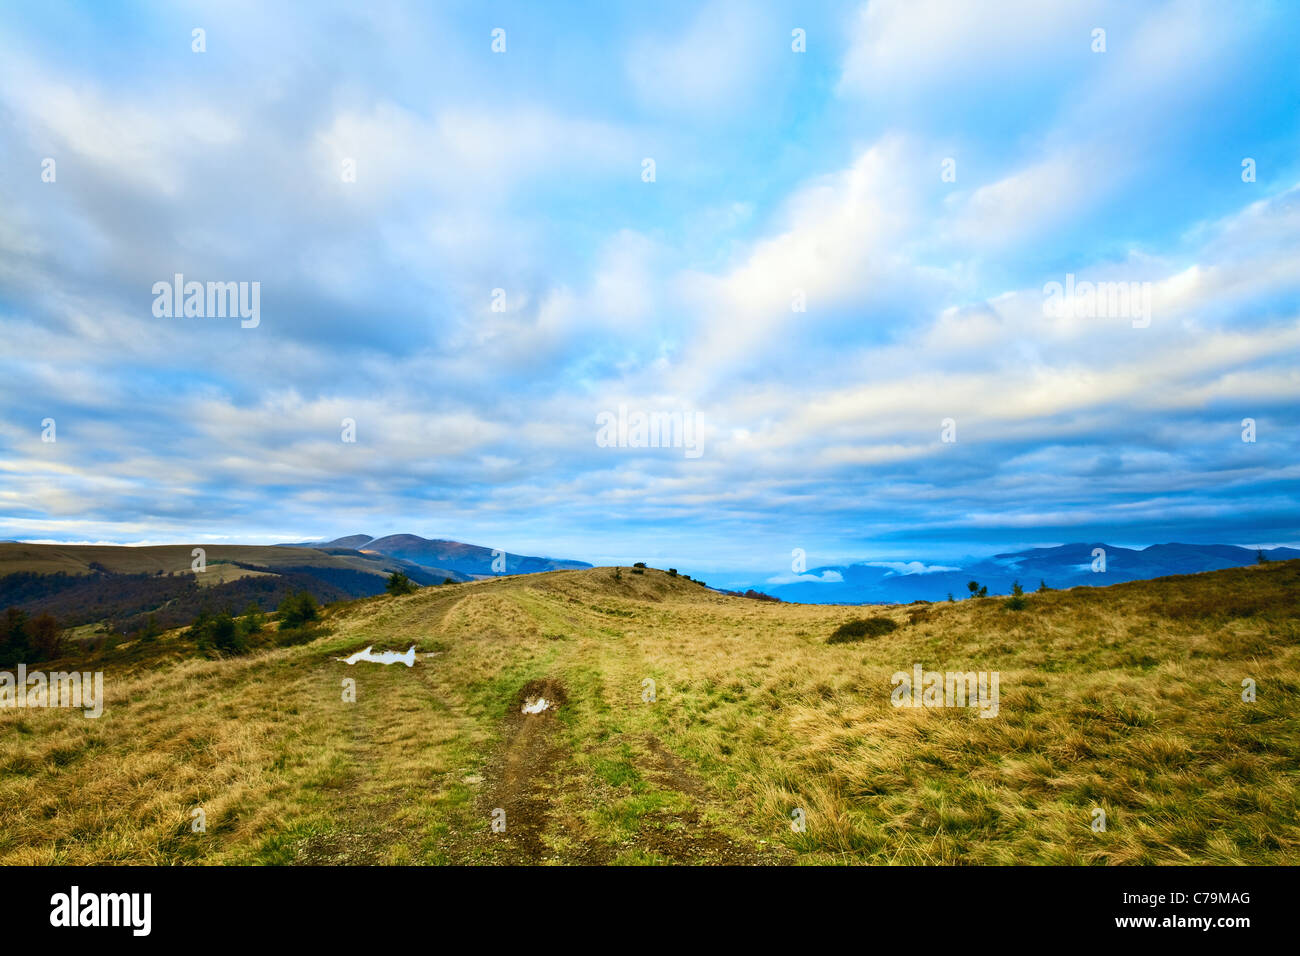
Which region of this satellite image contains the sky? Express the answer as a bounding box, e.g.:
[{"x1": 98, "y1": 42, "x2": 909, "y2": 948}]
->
[{"x1": 1, "y1": 0, "x2": 1298, "y2": 584}]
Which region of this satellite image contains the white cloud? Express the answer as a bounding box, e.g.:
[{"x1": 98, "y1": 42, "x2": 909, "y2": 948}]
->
[
  {"x1": 866, "y1": 561, "x2": 961, "y2": 575},
  {"x1": 1, "y1": 58, "x2": 241, "y2": 196},
  {"x1": 314, "y1": 102, "x2": 636, "y2": 203},
  {"x1": 838, "y1": 0, "x2": 1093, "y2": 99},
  {"x1": 766, "y1": 570, "x2": 845, "y2": 585},
  {"x1": 626, "y1": 0, "x2": 771, "y2": 112}
]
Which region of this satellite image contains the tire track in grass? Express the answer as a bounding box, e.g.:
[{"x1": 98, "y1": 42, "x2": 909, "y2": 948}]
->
[
  {"x1": 476, "y1": 677, "x2": 574, "y2": 863},
  {"x1": 286, "y1": 616, "x2": 481, "y2": 864}
]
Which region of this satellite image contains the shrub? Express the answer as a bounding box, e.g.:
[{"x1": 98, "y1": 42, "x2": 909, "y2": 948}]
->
[
  {"x1": 185, "y1": 609, "x2": 211, "y2": 642},
  {"x1": 0, "y1": 608, "x2": 31, "y2": 666},
  {"x1": 242, "y1": 603, "x2": 265, "y2": 634},
  {"x1": 138, "y1": 613, "x2": 161, "y2": 643},
  {"x1": 385, "y1": 571, "x2": 418, "y2": 596},
  {"x1": 1003, "y1": 580, "x2": 1027, "y2": 611},
  {"x1": 31, "y1": 613, "x2": 63, "y2": 658},
  {"x1": 1038, "y1": 579, "x2": 1051, "y2": 592},
  {"x1": 209, "y1": 612, "x2": 249, "y2": 655},
  {"x1": 443, "y1": 578, "x2": 455, "y2": 585},
  {"x1": 186, "y1": 611, "x2": 249, "y2": 657},
  {"x1": 187, "y1": 600, "x2": 321, "y2": 656},
  {"x1": 1257, "y1": 549, "x2": 1269, "y2": 564},
  {"x1": 0, "y1": 609, "x2": 64, "y2": 665},
  {"x1": 827, "y1": 616, "x2": 898, "y2": 644},
  {"x1": 668, "y1": 568, "x2": 678, "y2": 577},
  {"x1": 277, "y1": 591, "x2": 319, "y2": 629},
  {"x1": 633, "y1": 562, "x2": 647, "y2": 569}
]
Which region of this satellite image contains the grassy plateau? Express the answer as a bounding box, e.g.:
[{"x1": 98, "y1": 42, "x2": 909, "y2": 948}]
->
[{"x1": 2, "y1": 561, "x2": 1297, "y2": 865}]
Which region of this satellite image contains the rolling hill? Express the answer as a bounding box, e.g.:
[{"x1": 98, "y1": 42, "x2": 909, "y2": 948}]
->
[
  {"x1": 2, "y1": 559, "x2": 1296, "y2": 865},
  {"x1": 0, "y1": 542, "x2": 470, "y2": 636}
]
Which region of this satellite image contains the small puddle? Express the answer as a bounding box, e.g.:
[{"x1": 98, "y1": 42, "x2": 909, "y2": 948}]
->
[{"x1": 335, "y1": 645, "x2": 416, "y2": 667}]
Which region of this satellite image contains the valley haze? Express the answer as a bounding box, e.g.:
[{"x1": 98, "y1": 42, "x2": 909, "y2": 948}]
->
[{"x1": 4, "y1": 533, "x2": 1295, "y2": 604}]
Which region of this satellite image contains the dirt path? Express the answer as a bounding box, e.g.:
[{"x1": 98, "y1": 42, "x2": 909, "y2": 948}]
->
[
  {"x1": 294, "y1": 584, "x2": 786, "y2": 865},
  {"x1": 289, "y1": 622, "x2": 481, "y2": 864},
  {"x1": 477, "y1": 678, "x2": 571, "y2": 863}
]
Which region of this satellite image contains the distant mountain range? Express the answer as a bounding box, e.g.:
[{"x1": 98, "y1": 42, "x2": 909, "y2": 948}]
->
[
  {"x1": 752, "y1": 543, "x2": 1300, "y2": 605},
  {"x1": 4, "y1": 535, "x2": 1291, "y2": 624},
  {"x1": 0, "y1": 534, "x2": 592, "y2": 636},
  {"x1": 281, "y1": 534, "x2": 592, "y2": 579}
]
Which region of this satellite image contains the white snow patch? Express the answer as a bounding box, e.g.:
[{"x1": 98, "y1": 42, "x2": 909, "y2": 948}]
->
[
  {"x1": 336, "y1": 645, "x2": 416, "y2": 667},
  {"x1": 521, "y1": 697, "x2": 553, "y2": 714}
]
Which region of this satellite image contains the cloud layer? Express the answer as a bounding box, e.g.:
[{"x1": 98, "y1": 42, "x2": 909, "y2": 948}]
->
[{"x1": 1, "y1": 0, "x2": 1298, "y2": 580}]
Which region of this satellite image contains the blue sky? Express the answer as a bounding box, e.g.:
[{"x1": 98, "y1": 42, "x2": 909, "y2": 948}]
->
[{"x1": 1, "y1": 0, "x2": 1298, "y2": 583}]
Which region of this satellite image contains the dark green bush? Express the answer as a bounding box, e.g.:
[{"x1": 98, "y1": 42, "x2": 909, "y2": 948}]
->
[
  {"x1": 0, "y1": 608, "x2": 64, "y2": 666},
  {"x1": 209, "y1": 612, "x2": 249, "y2": 655},
  {"x1": 827, "y1": 616, "x2": 898, "y2": 644},
  {"x1": 138, "y1": 613, "x2": 161, "y2": 643},
  {"x1": 277, "y1": 591, "x2": 319, "y2": 630},
  {"x1": 242, "y1": 603, "x2": 265, "y2": 633},
  {"x1": 385, "y1": 571, "x2": 418, "y2": 596}
]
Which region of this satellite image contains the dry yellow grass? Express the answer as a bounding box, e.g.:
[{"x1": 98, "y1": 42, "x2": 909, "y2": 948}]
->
[{"x1": 2, "y1": 561, "x2": 1296, "y2": 864}]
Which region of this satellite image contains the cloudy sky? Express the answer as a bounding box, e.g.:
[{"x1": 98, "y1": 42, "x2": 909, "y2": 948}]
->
[{"x1": 1, "y1": 0, "x2": 1298, "y2": 581}]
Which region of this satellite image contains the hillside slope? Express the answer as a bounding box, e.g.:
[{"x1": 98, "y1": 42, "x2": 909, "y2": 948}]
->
[
  {"x1": 0, "y1": 542, "x2": 471, "y2": 635},
  {"x1": 0, "y1": 541, "x2": 464, "y2": 582},
  {"x1": 2, "y1": 562, "x2": 1297, "y2": 865}
]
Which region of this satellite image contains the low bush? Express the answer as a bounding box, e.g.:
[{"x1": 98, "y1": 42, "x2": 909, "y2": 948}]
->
[
  {"x1": 385, "y1": 571, "x2": 418, "y2": 596},
  {"x1": 277, "y1": 591, "x2": 319, "y2": 629},
  {"x1": 190, "y1": 611, "x2": 250, "y2": 656},
  {"x1": 827, "y1": 616, "x2": 898, "y2": 644}
]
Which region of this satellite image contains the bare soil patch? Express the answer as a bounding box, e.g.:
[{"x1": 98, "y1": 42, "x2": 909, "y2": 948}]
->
[{"x1": 478, "y1": 678, "x2": 571, "y2": 862}]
